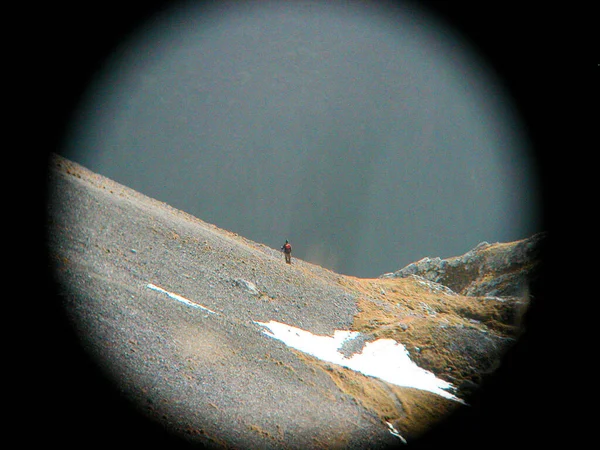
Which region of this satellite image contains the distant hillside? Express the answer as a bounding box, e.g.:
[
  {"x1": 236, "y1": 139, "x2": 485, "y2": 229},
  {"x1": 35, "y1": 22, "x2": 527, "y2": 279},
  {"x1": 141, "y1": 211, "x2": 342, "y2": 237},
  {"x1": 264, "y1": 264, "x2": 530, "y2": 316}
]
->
[
  {"x1": 46, "y1": 154, "x2": 544, "y2": 448},
  {"x1": 381, "y1": 233, "x2": 546, "y2": 299},
  {"x1": 340, "y1": 233, "x2": 545, "y2": 399}
]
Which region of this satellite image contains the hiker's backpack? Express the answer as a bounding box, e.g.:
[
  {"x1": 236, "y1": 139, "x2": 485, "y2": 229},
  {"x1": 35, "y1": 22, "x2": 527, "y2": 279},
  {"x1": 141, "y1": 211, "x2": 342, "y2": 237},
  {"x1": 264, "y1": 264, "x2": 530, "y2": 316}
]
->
[{"x1": 284, "y1": 243, "x2": 291, "y2": 253}]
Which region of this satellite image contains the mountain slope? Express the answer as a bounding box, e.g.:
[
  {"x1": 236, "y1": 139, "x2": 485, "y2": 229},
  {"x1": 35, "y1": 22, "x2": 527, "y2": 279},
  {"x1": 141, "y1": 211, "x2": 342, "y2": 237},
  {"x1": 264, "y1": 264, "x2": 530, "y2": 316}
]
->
[
  {"x1": 381, "y1": 233, "x2": 545, "y2": 298},
  {"x1": 46, "y1": 154, "x2": 541, "y2": 448}
]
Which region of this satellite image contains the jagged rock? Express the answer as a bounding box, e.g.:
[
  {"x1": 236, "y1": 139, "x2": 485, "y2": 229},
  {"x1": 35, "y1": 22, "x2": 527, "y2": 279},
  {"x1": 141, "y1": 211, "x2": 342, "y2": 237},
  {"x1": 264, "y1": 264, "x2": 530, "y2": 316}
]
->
[
  {"x1": 409, "y1": 275, "x2": 458, "y2": 296},
  {"x1": 383, "y1": 233, "x2": 546, "y2": 299},
  {"x1": 233, "y1": 278, "x2": 260, "y2": 295}
]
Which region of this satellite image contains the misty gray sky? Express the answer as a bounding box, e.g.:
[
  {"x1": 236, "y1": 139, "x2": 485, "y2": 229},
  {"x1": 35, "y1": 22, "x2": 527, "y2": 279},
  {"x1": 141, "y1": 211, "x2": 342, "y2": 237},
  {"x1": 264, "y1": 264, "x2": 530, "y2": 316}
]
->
[{"x1": 62, "y1": 0, "x2": 541, "y2": 278}]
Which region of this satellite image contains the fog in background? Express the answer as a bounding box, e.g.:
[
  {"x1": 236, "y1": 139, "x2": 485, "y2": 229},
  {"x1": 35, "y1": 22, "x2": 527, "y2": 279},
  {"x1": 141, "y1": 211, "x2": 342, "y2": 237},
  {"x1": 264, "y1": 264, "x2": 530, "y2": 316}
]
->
[{"x1": 61, "y1": 0, "x2": 541, "y2": 278}]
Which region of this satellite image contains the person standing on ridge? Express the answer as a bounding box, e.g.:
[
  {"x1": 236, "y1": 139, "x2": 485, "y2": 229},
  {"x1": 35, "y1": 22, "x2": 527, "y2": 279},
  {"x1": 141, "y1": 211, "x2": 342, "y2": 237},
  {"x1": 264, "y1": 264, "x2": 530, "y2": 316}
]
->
[{"x1": 281, "y1": 240, "x2": 292, "y2": 264}]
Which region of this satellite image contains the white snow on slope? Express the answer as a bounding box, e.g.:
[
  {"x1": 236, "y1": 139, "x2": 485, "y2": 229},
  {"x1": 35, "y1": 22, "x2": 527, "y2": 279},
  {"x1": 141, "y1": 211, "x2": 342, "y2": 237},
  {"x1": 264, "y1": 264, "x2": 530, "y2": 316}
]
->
[
  {"x1": 147, "y1": 283, "x2": 217, "y2": 315},
  {"x1": 145, "y1": 283, "x2": 462, "y2": 403},
  {"x1": 256, "y1": 320, "x2": 462, "y2": 402}
]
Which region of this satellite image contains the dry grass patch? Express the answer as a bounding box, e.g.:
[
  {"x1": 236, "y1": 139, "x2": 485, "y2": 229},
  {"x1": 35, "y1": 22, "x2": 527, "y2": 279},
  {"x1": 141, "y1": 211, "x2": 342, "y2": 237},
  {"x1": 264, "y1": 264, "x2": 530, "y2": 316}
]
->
[
  {"x1": 337, "y1": 275, "x2": 523, "y2": 385},
  {"x1": 340, "y1": 275, "x2": 523, "y2": 338},
  {"x1": 295, "y1": 351, "x2": 460, "y2": 442}
]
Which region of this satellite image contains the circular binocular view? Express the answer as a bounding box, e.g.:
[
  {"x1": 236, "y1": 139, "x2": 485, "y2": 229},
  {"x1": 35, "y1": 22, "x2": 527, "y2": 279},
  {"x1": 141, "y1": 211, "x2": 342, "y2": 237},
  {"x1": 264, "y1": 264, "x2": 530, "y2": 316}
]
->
[{"x1": 47, "y1": 0, "x2": 545, "y2": 448}]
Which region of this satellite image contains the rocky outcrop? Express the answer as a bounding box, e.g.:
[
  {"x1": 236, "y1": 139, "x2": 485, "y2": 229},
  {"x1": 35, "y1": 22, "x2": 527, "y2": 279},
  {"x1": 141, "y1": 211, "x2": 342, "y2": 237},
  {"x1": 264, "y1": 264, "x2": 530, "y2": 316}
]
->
[
  {"x1": 381, "y1": 233, "x2": 546, "y2": 299},
  {"x1": 372, "y1": 233, "x2": 547, "y2": 397}
]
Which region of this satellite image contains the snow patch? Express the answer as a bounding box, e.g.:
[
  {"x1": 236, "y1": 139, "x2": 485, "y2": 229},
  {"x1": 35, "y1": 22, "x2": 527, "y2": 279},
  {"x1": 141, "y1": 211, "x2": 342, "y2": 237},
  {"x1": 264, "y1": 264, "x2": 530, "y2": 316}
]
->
[
  {"x1": 147, "y1": 283, "x2": 217, "y2": 315},
  {"x1": 386, "y1": 422, "x2": 407, "y2": 443},
  {"x1": 256, "y1": 320, "x2": 462, "y2": 402}
]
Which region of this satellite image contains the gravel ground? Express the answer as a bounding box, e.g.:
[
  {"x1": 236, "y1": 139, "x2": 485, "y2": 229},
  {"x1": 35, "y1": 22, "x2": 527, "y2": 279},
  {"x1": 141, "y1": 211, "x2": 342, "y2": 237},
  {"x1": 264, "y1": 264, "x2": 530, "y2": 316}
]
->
[{"x1": 46, "y1": 156, "x2": 400, "y2": 449}]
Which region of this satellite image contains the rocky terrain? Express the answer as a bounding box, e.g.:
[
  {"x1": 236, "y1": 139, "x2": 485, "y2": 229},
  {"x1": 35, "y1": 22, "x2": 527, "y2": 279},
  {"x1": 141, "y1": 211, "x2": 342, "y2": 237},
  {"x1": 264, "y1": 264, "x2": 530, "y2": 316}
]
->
[
  {"x1": 381, "y1": 233, "x2": 545, "y2": 299},
  {"x1": 46, "y1": 154, "x2": 546, "y2": 449},
  {"x1": 347, "y1": 233, "x2": 545, "y2": 396}
]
